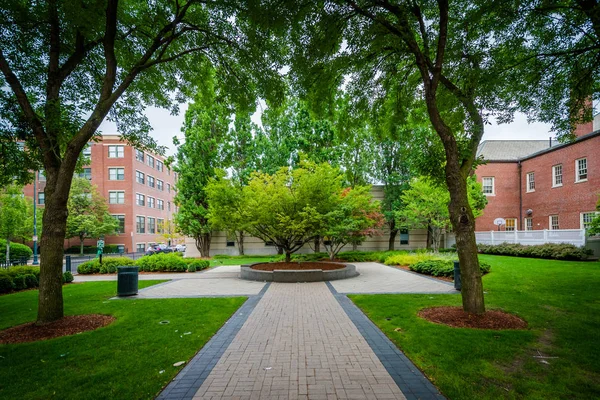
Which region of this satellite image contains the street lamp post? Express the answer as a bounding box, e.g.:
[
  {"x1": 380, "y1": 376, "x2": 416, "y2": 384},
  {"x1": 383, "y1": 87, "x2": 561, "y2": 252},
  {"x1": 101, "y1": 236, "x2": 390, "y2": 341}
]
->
[{"x1": 33, "y1": 174, "x2": 39, "y2": 265}]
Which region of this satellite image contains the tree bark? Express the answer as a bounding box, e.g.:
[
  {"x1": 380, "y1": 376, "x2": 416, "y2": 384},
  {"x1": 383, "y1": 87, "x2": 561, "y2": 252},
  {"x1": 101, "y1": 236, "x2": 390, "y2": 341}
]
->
[
  {"x1": 426, "y1": 224, "x2": 432, "y2": 250},
  {"x1": 237, "y1": 230, "x2": 244, "y2": 255},
  {"x1": 285, "y1": 251, "x2": 291, "y2": 262},
  {"x1": 80, "y1": 236, "x2": 85, "y2": 256},
  {"x1": 5, "y1": 240, "x2": 10, "y2": 265},
  {"x1": 388, "y1": 221, "x2": 398, "y2": 251},
  {"x1": 313, "y1": 237, "x2": 320, "y2": 253},
  {"x1": 195, "y1": 232, "x2": 212, "y2": 257}
]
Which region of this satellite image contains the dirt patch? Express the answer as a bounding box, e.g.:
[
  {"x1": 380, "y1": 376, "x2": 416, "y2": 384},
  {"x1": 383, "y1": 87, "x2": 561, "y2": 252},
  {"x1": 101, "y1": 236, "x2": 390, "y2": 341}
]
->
[
  {"x1": 251, "y1": 262, "x2": 346, "y2": 271},
  {"x1": 392, "y1": 265, "x2": 454, "y2": 282},
  {"x1": 0, "y1": 314, "x2": 115, "y2": 344},
  {"x1": 419, "y1": 306, "x2": 527, "y2": 330}
]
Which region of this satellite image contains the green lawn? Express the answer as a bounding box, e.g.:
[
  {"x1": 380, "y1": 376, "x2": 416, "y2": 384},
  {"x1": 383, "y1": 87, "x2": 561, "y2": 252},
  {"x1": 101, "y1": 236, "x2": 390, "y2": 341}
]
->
[
  {"x1": 0, "y1": 281, "x2": 246, "y2": 400},
  {"x1": 351, "y1": 255, "x2": 600, "y2": 399}
]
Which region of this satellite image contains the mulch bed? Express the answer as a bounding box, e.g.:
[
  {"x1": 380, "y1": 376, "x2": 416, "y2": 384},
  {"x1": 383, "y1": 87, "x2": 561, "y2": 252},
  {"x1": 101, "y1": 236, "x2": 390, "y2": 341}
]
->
[
  {"x1": 0, "y1": 314, "x2": 115, "y2": 344},
  {"x1": 251, "y1": 262, "x2": 346, "y2": 271},
  {"x1": 418, "y1": 306, "x2": 527, "y2": 330}
]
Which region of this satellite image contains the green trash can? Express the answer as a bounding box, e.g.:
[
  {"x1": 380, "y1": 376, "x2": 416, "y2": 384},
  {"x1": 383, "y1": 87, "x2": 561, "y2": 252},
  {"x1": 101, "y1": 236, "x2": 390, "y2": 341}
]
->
[{"x1": 117, "y1": 266, "x2": 139, "y2": 296}]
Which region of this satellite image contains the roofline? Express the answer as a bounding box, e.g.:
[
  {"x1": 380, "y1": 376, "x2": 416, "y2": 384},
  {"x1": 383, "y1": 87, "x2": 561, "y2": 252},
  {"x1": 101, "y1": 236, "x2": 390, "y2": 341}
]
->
[
  {"x1": 478, "y1": 159, "x2": 519, "y2": 164},
  {"x1": 519, "y1": 130, "x2": 600, "y2": 161}
]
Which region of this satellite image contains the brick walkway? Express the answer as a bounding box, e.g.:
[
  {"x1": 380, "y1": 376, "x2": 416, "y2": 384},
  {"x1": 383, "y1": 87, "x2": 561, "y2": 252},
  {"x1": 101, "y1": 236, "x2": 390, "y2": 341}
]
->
[{"x1": 193, "y1": 282, "x2": 406, "y2": 400}]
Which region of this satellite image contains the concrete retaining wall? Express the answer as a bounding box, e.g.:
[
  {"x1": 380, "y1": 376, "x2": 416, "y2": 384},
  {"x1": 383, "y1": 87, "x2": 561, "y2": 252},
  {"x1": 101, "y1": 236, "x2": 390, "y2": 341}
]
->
[{"x1": 240, "y1": 263, "x2": 358, "y2": 282}]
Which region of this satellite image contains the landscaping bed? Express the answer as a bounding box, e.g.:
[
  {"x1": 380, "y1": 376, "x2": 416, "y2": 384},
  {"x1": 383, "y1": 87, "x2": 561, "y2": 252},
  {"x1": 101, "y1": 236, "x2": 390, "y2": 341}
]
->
[{"x1": 250, "y1": 261, "x2": 346, "y2": 271}]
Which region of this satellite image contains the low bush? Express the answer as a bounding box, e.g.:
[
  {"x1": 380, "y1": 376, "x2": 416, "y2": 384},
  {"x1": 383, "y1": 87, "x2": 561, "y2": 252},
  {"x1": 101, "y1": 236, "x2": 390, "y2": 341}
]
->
[
  {"x1": 0, "y1": 240, "x2": 33, "y2": 260},
  {"x1": 478, "y1": 243, "x2": 592, "y2": 261},
  {"x1": 136, "y1": 253, "x2": 188, "y2": 272},
  {"x1": 410, "y1": 259, "x2": 491, "y2": 277},
  {"x1": 24, "y1": 273, "x2": 38, "y2": 288},
  {"x1": 187, "y1": 264, "x2": 197, "y2": 272},
  {"x1": 212, "y1": 254, "x2": 275, "y2": 259},
  {"x1": 0, "y1": 275, "x2": 14, "y2": 294},
  {"x1": 384, "y1": 252, "x2": 457, "y2": 266},
  {"x1": 186, "y1": 259, "x2": 210, "y2": 271},
  {"x1": 63, "y1": 271, "x2": 74, "y2": 283},
  {"x1": 76, "y1": 257, "x2": 135, "y2": 274},
  {"x1": 12, "y1": 275, "x2": 27, "y2": 291},
  {"x1": 336, "y1": 250, "x2": 408, "y2": 263},
  {"x1": 4, "y1": 266, "x2": 40, "y2": 279}
]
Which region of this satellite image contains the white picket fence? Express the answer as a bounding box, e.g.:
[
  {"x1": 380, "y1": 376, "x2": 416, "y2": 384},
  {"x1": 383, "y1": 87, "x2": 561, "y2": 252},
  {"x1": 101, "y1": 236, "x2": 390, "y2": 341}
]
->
[{"x1": 475, "y1": 229, "x2": 587, "y2": 247}]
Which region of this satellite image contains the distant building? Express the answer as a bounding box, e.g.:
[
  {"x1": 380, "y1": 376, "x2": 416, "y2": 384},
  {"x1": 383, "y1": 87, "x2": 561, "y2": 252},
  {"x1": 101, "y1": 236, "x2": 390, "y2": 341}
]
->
[
  {"x1": 475, "y1": 121, "x2": 599, "y2": 232},
  {"x1": 23, "y1": 135, "x2": 179, "y2": 252}
]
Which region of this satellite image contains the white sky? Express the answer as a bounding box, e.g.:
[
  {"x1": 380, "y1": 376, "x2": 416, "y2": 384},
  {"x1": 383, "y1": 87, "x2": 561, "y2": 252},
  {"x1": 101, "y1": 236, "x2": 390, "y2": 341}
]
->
[{"x1": 98, "y1": 106, "x2": 554, "y2": 156}]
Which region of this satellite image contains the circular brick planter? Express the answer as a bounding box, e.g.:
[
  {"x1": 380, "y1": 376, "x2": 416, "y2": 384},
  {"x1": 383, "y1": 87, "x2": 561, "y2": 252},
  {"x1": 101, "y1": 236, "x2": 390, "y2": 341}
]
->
[{"x1": 240, "y1": 262, "x2": 359, "y2": 282}]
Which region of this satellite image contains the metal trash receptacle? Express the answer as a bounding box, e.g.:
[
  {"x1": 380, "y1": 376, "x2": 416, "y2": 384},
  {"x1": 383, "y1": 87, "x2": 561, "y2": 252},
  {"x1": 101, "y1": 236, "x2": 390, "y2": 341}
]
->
[
  {"x1": 117, "y1": 266, "x2": 139, "y2": 296},
  {"x1": 453, "y1": 261, "x2": 461, "y2": 291}
]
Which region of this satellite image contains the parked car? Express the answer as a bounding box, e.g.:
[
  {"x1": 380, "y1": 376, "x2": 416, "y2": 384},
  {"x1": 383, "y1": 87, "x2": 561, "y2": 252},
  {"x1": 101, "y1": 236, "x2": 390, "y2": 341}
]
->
[
  {"x1": 175, "y1": 244, "x2": 186, "y2": 252},
  {"x1": 145, "y1": 244, "x2": 173, "y2": 255}
]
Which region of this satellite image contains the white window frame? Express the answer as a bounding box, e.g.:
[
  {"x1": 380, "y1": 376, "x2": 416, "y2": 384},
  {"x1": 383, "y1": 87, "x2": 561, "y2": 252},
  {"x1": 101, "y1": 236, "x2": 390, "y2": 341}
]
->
[
  {"x1": 526, "y1": 172, "x2": 535, "y2": 192},
  {"x1": 581, "y1": 212, "x2": 598, "y2": 230},
  {"x1": 552, "y1": 164, "x2": 563, "y2": 187},
  {"x1": 157, "y1": 199, "x2": 164, "y2": 210},
  {"x1": 157, "y1": 179, "x2": 164, "y2": 191},
  {"x1": 135, "y1": 149, "x2": 145, "y2": 162},
  {"x1": 549, "y1": 215, "x2": 559, "y2": 230},
  {"x1": 482, "y1": 177, "x2": 495, "y2": 196},
  {"x1": 108, "y1": 191, "x2": 125, "y2": 204},
  {"x1": 147, "y1": 175, "x2": 155, "y2": 188},
  {"x1": 148, "y1": 217, "x2": 156, "y2": 234},
  {"x1": 112, "y1": 214, "x2": 126, "y2": 234},
  {"x1": 575, "y1": 158, "x2": 588, "y2": 182},
  {"x1": 147, "y1": 155, "x2": 155, "y2": 168},
  {"x1": 108, "y1": 167, "x2": 125, "y2": 181},
  {"x1": 135, "y1": 193, "x2": 145, "y2": 206},
  {"x1": 135, "y1": 170, "x2": 145, "y2": 184},
  {"x1": 147, "y1": 196, "x2": 155, "y2": 208},
  {"x1": 108, "y1": 145, "x2": 124, "y2": 158},
  {"x1": 525, "y1": 217, "x2": 533, "y2": 231},
  {"x1": 136, "y1": 243, "x2": 146, "y2": 253},
  {"x1": 505, "y1": 218, "x2": 517, "y2": 232}
]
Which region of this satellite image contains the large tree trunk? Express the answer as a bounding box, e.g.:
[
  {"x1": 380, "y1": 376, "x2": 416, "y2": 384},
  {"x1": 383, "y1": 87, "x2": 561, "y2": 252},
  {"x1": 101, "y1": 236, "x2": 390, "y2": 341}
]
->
[
  {"x1": 237, "y1": 231, "x2": 244, "y2": 255},
  {"x1": 388, "y1": 220, "x2": 398, "y2": 251},
  {"x1": 195, "y1": 232, "x2": 212, "y2": 257},
  {"x1": 80, "y1": 236, "x2": 85, "y2": 256},
  {"x1": 285, "y1": 251, "x2": 291, "y2": 262},
  {"x1": 5, "y1": 240, "x2": 10, "y2": 265},
  {"x1": 426, "y1": 224, "x2": 432, "y2": 250},
  {"x1": 313, "y1": 237, "x2": 320, "y2": 253}
]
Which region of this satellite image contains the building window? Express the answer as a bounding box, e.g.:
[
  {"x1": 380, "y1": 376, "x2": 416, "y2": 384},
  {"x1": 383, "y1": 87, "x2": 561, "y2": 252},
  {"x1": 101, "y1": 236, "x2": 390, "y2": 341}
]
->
[
  {"x1": 226, "y1": 240, "x2": 236, "y2": 247},
  {"x1": 147, "y1": 197, "x2": 155, "y2": 208},
  {"x1": 482, "y1": 177, "x2": 494, "y2": 195},
  {"x1": 505, "y1": 218, "x2": 517, "y2": 232},
  {"x1": 148, "y1": 217, "x2": 156, "y2": 234},
  {"x1": 399, "y1": 229, "x2": 409, "y2": 245},
  {"x1": 116, "y1": 244, "x2": 125, "y2": 253},
  {"x1": 167, "y1": 201, "x2": 171, "y2": 211},
  {"x1": 147, "y1": 176, "x2": 155, "y2": 188},
  {"x1": 38, "y1": 170, "x2": 46, "y2": 181},
  {"x1": 112, "y1": 214, "x2": 125, "y2": 233},
  {"x1": 550, "y1": 215, "x2": 559, "y2": 230},
  {"x1": 576, "y1": 158, "x2": 588, "y2": 182},
  {"x1": 108, "y1": 145, "x2": 124, "y2": 158},
  {"x1": 77, "y1": 168, "x2": 92, "y2": 180},
  {"x1": 157, "y1": 180, "x2": 164, "y2": 191},
  {"x1": 135, "y1": 149, "x2": 145, "y2": 162},
  {"x1": 157, "y1": 219, "x2": 165, "y2": 234},
  {"x1": 108, "y1": 168, "x2": 125, "y2": 181},
  {"x1": 109, "y1": 191, "x2": 125, "y2": 204},
  {"x1": 83, "y1": 145, "x2": 91, "y2": 161},
  {"x1": 135, "y1": 170, "x2": 145, "y2": 184},
  {"x1": 525, "y1": 217, "x2": 533, "y2": 231},
  {"x1": 147, "y1": 155, "x2": 155, "y2": 168},
  {"x1": 37, "y1": 192, "x2": 45, "y2": 205},
  {"x1": 265, "y1": 241, "x2": 275, "y2": 246},
  {"x1": 136, "y1": 243, "x2": 145, "y2": 253},
  {"x1": 156, "y1": 160, "x2": 163, "y2": 172},
  {"x1": 552, "y1": 164, "x2": 563, "y2": 187},
  {"x1": 167, "y1": 183, "x2": 171, "y2": 193},
  {"x1": 135, "y1": 193, "x2": 145, "y2": 206},
  {"x1": 136, "y1": 216, "x2": 145, "y2": 233},
  {"x1": 581, "y1": 212, "x2": 598, "y2": 230},
  {"x1": 526, "y1": 172, "x2": 535, "y2": 192},
  {"x1": 157, "y1": 199, "x2": 164, "y2": 210}
]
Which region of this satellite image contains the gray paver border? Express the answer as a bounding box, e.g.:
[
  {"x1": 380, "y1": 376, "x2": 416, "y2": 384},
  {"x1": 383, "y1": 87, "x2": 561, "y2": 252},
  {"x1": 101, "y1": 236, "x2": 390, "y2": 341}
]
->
[
  {"x1": 326, "y1": 281, "x2": 446, "y2": 400},
  {"x1": 156, "y1": 282, "x2": 271, "y2": 400}
]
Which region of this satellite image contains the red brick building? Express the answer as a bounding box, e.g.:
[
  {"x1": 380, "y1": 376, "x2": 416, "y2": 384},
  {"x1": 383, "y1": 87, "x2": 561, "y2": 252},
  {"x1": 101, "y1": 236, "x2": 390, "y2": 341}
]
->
[
  {"x1": 475, "y1": 124, "x2": 599, "y2": 232},
  {"x1": 23, "y1": 135, "x2": 178, "y2": 252}
]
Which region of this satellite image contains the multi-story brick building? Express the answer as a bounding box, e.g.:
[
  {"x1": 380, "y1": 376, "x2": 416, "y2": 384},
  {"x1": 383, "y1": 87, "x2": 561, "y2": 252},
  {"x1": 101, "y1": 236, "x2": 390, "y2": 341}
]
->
[
  {"x1": 23, "y1": 135, "x2": 179, "y2": 253},
  {"x1": 475, "y1": 122, "x2": 599, "y2": 232}
]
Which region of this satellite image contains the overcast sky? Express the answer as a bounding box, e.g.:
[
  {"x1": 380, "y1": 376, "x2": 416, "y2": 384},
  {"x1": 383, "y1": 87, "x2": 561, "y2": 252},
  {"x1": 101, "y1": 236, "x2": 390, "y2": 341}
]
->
[{"x1": 98, "y1": 105, "x2": 554, "y2": 156}]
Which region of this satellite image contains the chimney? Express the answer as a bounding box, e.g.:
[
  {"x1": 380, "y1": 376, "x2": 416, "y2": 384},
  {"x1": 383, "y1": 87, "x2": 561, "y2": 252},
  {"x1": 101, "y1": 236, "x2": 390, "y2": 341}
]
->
[{"x1": 571, "y1": 98, "x2": 594, "y2": 138}]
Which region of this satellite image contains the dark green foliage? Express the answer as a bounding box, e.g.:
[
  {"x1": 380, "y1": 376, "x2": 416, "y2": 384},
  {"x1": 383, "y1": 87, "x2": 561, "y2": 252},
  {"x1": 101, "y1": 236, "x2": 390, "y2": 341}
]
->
[
  {"x1": 12, "y1": 275, "x2": 27, "y2": 291},
  {"x1": 0, "y1": 240, "x2": 33, "y2": 260},
  {"x1": 212, "y1": 254, "x2": 275, "y2": 259},
  {"x1": 76, "y1": 257, "x2": 135, "y2": 274},
  {"x1": 186, "y1": 260, "x2": 210, "y2": 271},
  {"x1": 187, "y1": 264, "x2": 197, "y2": 272},
  {"x1": 0, "y1": 275, "x2": 14, "y2": 293},
  {"x1": 23, "y1": 274, "x2": 38, "y2": 288},
  {"x1": 478, "y1": 243, "x2": 592, "y2": 261},
  {"x1": 410, "y1": 260, "x2": 491, "y2": 277},
  {"x1": 63, "y1": 272, "x2": 74, "y2": 283},
  {"x1": 336, "y1": 250, "x2": 406, "y2": 263},
  {"x1": 136, "y1": 253, "x2": 188, "y2": 272},
  {"x1": 4, "y1": 266, "x2": 40, "y2": 280},
  {"x1": 65, "y1": 245, "x2": 120, "y2": 254}
]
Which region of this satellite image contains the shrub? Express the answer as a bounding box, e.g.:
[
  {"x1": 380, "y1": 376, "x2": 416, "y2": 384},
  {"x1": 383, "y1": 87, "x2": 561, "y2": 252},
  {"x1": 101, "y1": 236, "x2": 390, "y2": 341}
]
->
[
  {"x1": 12, "y1": 274, "x2": 27, "y2": 290},
  {"x1": 187, "y1": 259, "x2": 210, "y2": 271},
  {"x1": 23, "y1": 273, "x2": 38, "y2": 288},
  {"x1": 410, "y1": 259, "x2": 491, "y2": 277},
  {"x1": 63, "y1": 271, "x2": 74, "y2": 283},
  {"x1": 384, "y1": 252, "x2": 457, "y2": 266},
  {"x1": 336, "y1": 250, "x2": 408, "y2": 263},
  {"x1": 77, "y1": 257, "x2": 135, "y2": 274},
  {"x1": 0, "y1": 240, "x2": 33, "y2": 260},
  {"x1": 0, "y1": 275, "x2": 14, "y2": 294},
  {"x1": 478, "y1": 243, "x2": 592, "y2": 261},
  {"x1": 187, "y1": 264, "x2": 197, "y2": 272},
  {"x1": 5, "y1": 266, "x2": 40, "y2": 279},
  {"x1": 136, "y1": 253, "x2": 188, "y2": 272}
]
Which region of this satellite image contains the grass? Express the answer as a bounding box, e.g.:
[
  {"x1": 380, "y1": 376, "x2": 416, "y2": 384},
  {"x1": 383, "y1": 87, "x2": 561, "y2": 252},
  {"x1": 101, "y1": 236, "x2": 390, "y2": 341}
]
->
[
  {"x1": 0, "y1": 281, "x2": 246, "y2": 400},
  {"x1": 350, "y1": 255, "x2": 600, "y2": 399}
]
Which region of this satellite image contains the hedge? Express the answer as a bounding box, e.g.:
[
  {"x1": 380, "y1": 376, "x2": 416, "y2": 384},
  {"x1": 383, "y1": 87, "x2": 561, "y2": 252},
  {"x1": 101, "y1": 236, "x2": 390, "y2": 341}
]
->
[
  {"x1": 384, "y1": 252, "x2": 457, "y2": 266},
  {"x1": 185, "y1": 259, "x2": 210, "y2": 272},
  {"x1": 0, "y1": 266, "x2": 72, "y2": 294},
  {"x1": 77, "y1": 257, "x2": 135, "y2": 274},
  {"x1": 136, "y1": 253, "x2": 188, "y2": 272},
  {"x1": 410, "y1": 259, "x2": 491, "y2": 277},
  {"x1": 0, "y1": 240, "x2": 33, "y2": 260},
  {"x1": 477, "y1": 243, "x2": 592, "y2": 261}
]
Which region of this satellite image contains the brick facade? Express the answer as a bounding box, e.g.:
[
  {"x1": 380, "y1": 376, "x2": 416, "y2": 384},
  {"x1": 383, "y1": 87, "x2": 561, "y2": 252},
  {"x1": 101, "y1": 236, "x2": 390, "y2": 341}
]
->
[
  {"x1": 475, "y1": 131, "x2": 600, "y2": 231},
  {"x1": 23, "y1": 135, "x2": 178, "y2": 252}
]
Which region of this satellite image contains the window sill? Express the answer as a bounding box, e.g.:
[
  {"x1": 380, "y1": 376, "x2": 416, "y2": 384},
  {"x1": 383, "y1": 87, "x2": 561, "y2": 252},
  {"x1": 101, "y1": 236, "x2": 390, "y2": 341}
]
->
[
  {"x1": 484, "y1": 193, "x2": 495, "y2": 196},
  {"x1": 526, "y1": 190, "x2": 535, "y2": 193},
  {"x1": 552, "y1": 184, "x2": 563, "y2": 188},
  {"x1": 575, "y1": 179, "x2": 588, "y2": 184}
]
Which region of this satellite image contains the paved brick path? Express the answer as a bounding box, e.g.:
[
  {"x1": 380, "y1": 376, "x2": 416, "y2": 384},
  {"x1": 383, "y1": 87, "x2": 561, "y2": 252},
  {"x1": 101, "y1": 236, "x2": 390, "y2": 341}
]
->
[{"x1": 193, "y1": 282, "x2": 406, "y2": 400}]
